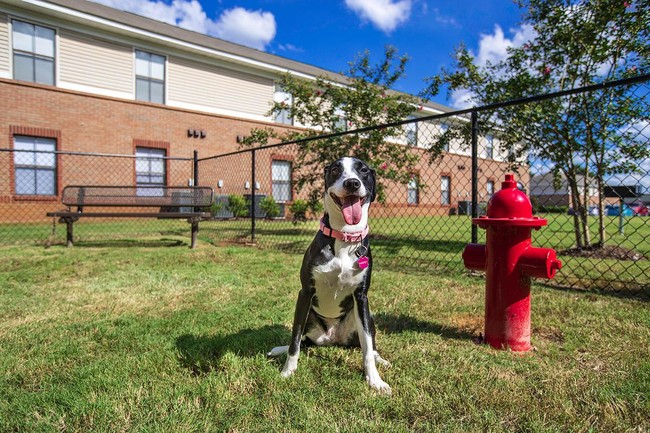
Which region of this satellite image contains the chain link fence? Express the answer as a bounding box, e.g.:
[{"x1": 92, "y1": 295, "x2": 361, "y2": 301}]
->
[
  {"x1": 1, "y1": 76, "x2": 648, "y2": 297},
  {"x1": 0, "y1": 149, "x2": 195, "y2": 246}
]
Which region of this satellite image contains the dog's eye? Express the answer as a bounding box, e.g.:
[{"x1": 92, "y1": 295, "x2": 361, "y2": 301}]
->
[
  {"x1": 330, "y1": 167, "x2": 341, "y2": 176},
  {"x1": 360, "y1": 167, "x2": 369, "y2": 174}
]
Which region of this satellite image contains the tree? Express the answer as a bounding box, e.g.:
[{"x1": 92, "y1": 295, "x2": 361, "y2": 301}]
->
[
  {"x1": 424, "y1": 0, "x2": 649, "y2": 249},
  {"x1": 241, "y1": 46, "x2": 422, "y2": 205}
]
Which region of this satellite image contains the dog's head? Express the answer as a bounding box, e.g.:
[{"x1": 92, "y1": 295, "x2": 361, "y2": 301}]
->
[{"x1": 323, "y1": 157, "x2": 376, "y2": 229}]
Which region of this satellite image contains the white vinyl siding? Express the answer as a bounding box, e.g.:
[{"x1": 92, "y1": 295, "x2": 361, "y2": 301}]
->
[
  {"x1": 0, "y1": 13, "x2": 9, "y2": 76},
  {"x1": 168, "y1": 56, "x2": 272, "y2": 117},
  {"x1": 58, "y1": 29, "x2": 132, "y2": 95}
]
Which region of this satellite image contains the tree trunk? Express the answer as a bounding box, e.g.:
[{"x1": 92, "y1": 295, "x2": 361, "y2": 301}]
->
[
  {"x1": 596, "y1": 176, "x2": 606, "y2": 247},
  {"x1": 568, "y1": 179, "x2": 584, "y2": 248},
  {"x1": 581, "y1": 172, "x2": 591, "y2": 247}
]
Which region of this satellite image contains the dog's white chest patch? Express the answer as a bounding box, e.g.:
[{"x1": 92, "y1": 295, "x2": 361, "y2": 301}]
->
[{"x1": 312, "y1": 244, "x2": 366, "y2": 318}]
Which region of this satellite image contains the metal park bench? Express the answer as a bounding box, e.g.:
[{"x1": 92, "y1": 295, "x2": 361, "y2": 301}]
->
[{"x1": 47, "y1": 185, "x2": 214, "y2": 248}]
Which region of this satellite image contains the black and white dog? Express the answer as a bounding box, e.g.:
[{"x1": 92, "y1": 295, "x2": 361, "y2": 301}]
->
[{"x1": 268, "y1": 157, "x2": 391, "y2": 394}]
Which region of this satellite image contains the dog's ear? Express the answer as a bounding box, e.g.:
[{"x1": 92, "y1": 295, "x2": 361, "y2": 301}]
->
[
  {"x1": 369, "y1": 167, "x2": 377, "y2": 202},
  {"x1": 324, "y1": 163, "x2": 331, "y2": 187}
]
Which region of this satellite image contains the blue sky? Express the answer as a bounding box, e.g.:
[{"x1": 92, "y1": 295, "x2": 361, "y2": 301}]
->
[{"x1": 91, "y1": 0, "x2": 530, "y2": 107}]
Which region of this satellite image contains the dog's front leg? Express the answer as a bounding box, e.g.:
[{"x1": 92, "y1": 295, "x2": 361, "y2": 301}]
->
[
  {"x1": 281, "y1": 288, "x2": 313, "y2": 377},
  {"x1": 353, "y1": 289, "x2": 392, "y2": 395}
]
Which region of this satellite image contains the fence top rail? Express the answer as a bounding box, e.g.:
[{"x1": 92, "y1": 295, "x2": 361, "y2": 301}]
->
[
  {"x1": 198, "y1": 72, "x2": 650, "y2": 162},
  {"x1": 0, "y1": 148, "x2": 194, "y2": 161}
]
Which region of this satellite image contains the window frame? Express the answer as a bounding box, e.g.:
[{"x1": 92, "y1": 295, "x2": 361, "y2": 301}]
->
[
  {"x1": 135, "y1": 146, "x2": 167, "y2": 193},
  {"x1": 11, "y1": 19, "x2": 56, "y2": 85},
  {"x1": 405, "y1": 116, "x2": 418, "y2": 147},
  {"x1": 485, "y1": 134, "x2": 494, "y2": 159},
  {"x1": 135, "y1": 49, "x2": 166, "y2": 104},
  {"x1": 13, "y1": 135, "x2": 58, "y2": 197},
  {"x1": 487, "y1": 180, "x2": 495, "y2": 198},
  {"x1": 271, "y1": 159, "x2": 292, "y2": 203},
  {"x1": 273, "y1": 84, "x2": 293, "y2": 125},
  {"x1": 407, "y1": 173, "x2": 419, "y2": 205},
  {"x1": 441, "y1": 175, "x2": 451, "y2": 206}
]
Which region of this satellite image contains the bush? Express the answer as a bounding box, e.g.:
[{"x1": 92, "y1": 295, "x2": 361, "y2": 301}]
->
[
  {"x1": 227, "y1": 194, "x2": 249, "y2": 218},
  {"x1": 289, "y1": 199, "x2": 309, "y2": 223},
  {"x1": 309, "y1": 199, "x2": 324, "y2": 216},
  {"x1": 259, "y1": 196, "x2": 280, "y2": 219},
  {"x1": 209, "y1": 201, "x2": 224, "y2": 217}
]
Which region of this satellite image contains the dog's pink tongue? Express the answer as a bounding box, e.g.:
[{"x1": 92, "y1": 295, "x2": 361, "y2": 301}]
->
[{"x1": 341, "y1": 195, "x2": 362, "y2": 225}]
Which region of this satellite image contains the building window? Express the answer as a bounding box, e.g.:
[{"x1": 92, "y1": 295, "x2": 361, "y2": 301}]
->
[
  {"x1": 334, "y1": 106, "x2": 347, "y2": 131},
  {"x1": 135, "y1": 50, "x2": 165, "y2": 104},
  {"x1": 274, "y1": 84, "x2": 293, "y2": 125},
  {"x1": 407, "y1": 175, "x2": 419, "y2": 205},
  {"x1": 272, "y1": 160, "x2": 292, "y2": 203},
  {"x1": 487, "y1": 180, "x2": 495, "y2": 198},
  {"x1": 405, "y1": 117, "x2": 418, "y2": 146},
  {"x1": 12, "y1": 20, "x2": 55, "y2": 85},
  {"x1": 441, "y1": 175, "x2": 451, "y2": 205},
  {"x1": 485, "y1": 134, "x2": 494, "y2": 159},
  {"x1": 136, "y1": 147, "x2": 166, "y2": 195},
  {"x1": 14, "y1": 135, "x2": 57, "y2": 196}
]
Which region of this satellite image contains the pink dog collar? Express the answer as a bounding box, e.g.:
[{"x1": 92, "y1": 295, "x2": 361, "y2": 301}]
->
[{"x1": 320, "y1": 218, "x2": 369, "y2": 243}]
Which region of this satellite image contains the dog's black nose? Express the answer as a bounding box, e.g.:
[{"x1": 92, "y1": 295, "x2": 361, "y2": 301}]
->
[{"x1": 343, "y1": 178, "x2": 361, "y2": 191}]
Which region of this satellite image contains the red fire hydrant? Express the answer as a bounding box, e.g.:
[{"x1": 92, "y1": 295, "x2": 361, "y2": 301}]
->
[{"x1": 462, "y1": 174, "x2": 562, "y2": 351}]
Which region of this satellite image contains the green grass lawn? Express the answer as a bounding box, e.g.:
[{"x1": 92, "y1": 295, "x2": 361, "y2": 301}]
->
[{"x1": 1, "y1": 244, "x2": 648, "y2": 432}]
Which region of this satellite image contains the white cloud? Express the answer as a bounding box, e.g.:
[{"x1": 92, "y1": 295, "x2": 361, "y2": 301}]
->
[
  {"x1": 449, "y1": 24, "x2": 536, "y2": 108},
  {"x1": 473, "y1": 24, "x2": 535, "y2": 68},
  {"x1": 344, "y1": 0, "x2": 412, "y2": 33},
  {"x1": 90, "y1": 0, "x2": 276, "y2": 51},
  {"x1": 209, "y1": 7, "x2": 276, "y2": 51}
]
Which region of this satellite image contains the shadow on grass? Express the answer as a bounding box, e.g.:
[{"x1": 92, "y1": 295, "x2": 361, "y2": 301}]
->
[
  {"x1": 176, "y1": 324, "x2": 289, "y2": 376},
  {"x1": 70, "y1": 238, "x2": 188, "y2": 248},
  {"x1": 375, "y1": 313, "x2": 477, "y2": 341}
]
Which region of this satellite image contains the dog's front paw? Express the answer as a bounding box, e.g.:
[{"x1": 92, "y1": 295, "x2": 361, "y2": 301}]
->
[
  {"x1": 366, "y1": 375, "x2": 392, "y2": 395},
  {"x1": 280, "y1": 355, "x2": 298, "y2": 378}
]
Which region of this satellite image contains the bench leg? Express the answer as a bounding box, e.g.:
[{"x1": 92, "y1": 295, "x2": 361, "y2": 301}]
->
[
  {"x1": 66, "y1": 220, "x2": 74, "y2": 247},
  {"x1": 190, "y1": 221, "x2": 198, "y2": 249}
]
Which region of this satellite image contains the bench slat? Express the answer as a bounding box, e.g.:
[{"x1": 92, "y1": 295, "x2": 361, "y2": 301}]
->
[{"x1": 61, "y1": 185, "x2": 214, "y2": 207}]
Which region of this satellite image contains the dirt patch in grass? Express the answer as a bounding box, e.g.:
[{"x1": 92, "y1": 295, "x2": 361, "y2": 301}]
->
[{"x1": 560, "y1": 245, "x2": 646, "y2": 261}]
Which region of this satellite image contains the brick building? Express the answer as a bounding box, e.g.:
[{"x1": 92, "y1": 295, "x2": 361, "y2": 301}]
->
[{"x1": 0, "y1": 0, "x2": 520, "y2": 223}]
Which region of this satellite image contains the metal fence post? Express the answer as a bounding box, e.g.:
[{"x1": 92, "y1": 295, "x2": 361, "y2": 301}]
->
[
  {"x1": 471, "y1": 110, "x2": 479, "y2": 244},
  {"x1": 251, "y1": 148, "x2": 256, "y2": 243},
  {"x1": 193, "y1": 150, "x2": 199, "y2": 186}
]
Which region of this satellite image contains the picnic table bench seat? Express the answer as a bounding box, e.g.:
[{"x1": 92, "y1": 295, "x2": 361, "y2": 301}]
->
[{"x1": 47, "y1": 185, "x2": 214, "y2": 248}]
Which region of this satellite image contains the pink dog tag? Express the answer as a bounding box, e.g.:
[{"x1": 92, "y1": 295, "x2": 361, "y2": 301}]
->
[{"x1": 357, "y1": 256, "x2": 369, "y2": 269}]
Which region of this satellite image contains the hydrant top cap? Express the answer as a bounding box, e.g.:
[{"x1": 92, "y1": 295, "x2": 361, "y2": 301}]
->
[
  {"x1": 474, "y1": 174, "x2": 547, "y2": 227},
  {"x1": 488, "y1": 174, "x2": 533, "y2": 219}
]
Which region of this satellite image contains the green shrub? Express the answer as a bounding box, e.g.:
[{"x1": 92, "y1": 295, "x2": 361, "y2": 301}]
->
[
  {"x1": 289, "y1": 199, "x2": 309, "y2": 223},
  {"x1": 260, "y1": 196, "x2": 280, "y2": 219},
  {"x1": 227, "y1": 194, "x2": 249, "y2": 218}
]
